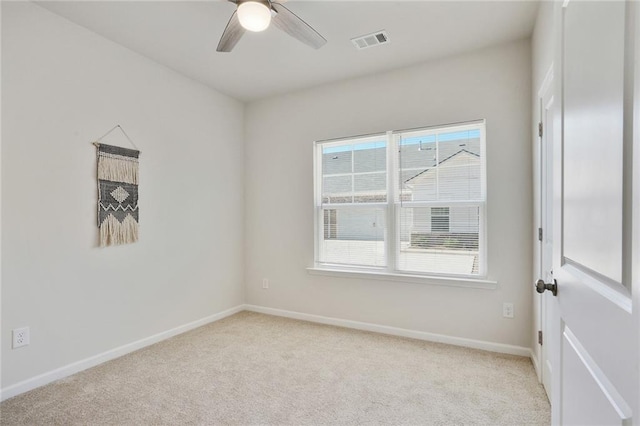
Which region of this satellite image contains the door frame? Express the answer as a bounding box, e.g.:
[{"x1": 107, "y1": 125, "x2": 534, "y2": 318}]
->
[
  {"x1": 533, "y1": 65, "x2": 553, "y2": 378},
  {"x1": 632, "y1": 1, "x2": 640, "y2": 419},
  {"x1": 536, "y1": 64, "x2": 554, "y2": 402}
]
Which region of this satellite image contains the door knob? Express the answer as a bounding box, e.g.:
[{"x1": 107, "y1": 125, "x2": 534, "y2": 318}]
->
[{"x1": 536, "y1": 279, "x2": 557, "y2": 296}]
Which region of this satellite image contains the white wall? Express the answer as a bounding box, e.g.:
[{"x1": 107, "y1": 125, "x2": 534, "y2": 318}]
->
[
  {"x1": 533, "y1": 2, "x2": 555, "y2": 92},
  {"x1": 1, "y1": 2, "x2": 244, "y2": 389},
  {"x1": 531, "y1": 0, "x2": 555, "y2": 367},
  {"x1": 245, "y1": 39, "x2": 533, "y2": 348}
]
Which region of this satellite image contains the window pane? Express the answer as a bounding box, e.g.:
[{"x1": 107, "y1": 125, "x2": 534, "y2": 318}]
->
[
  {"x1": 322, "y1": 148, "x2": 352, "y2": 174},
  {"x1": 354, "y1": 172, "x2": 386, "y2": 203},
  {"x1": 319, "y1": 207, "x2": 386, "y2": 267},
  {"x1": 354, "y1": 145, "x2": 386, "y2": 172},
  {"x1": 323, "y1": 176, "x2": 352, "y2": 202},
  {"x1": 322, "y1": 139, "x2": 386, "y2": 204},
  {"x1": 400, "y1": 129, "x2": 481, "y2": 202},
  {"x1": 436, "y1": 163, "x2": 481, "y2": 200},
  {"x1": 398, "y1": 206, "x2": 480, "y2": 275}
]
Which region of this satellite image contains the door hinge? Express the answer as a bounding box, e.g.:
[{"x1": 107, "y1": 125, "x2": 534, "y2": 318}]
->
[
  {"x1": 538, "y1": 330, "x2": 543, "y2": 345},
  {"x1": 538, "y1": 227, "x2": 543, "y2": 241},
  {"x1": 538, "y1": 122, "x2": 543, "y2": 137}
]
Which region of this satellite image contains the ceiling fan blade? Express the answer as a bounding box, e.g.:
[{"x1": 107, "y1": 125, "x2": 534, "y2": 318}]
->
[
  {"x1": 217, "y1": 10, "x2": 246, "y2": 52},
  {"x1": 270, "y1": 3, "x2": 327, "y2": 49}
]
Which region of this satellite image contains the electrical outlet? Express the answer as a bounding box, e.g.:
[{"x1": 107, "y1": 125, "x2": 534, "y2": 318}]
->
[
  {"x1": 503, "y1": 303, "x2": 514, "y2": 319},
  {"x1": 262, "y1": 278, "x2": 269, "y2": 289},
  {"x1": 12, "y1": 327, "x2": 30, "y2": 349}
]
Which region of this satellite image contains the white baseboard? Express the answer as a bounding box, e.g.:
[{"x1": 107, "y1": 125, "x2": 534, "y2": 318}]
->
[
  {"x1": 244, "y1": 304, "x2": 531, "y2": 357},
  {"x1": 0, "y1": 305, "x2": 244, "y2": 402},
  {"x1": 530, "y1": 348, "x2": 542, "y2": 382},
  {"x1": 2, "y1": 303, "x2": 533, "y2": 402}
]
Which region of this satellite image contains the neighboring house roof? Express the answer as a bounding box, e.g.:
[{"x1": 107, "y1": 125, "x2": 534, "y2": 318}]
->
[
  {"x1": 404, "y1": 149, "x2": 480, "y2": 184},
  {"x1": 321, "y1": 137, "x2": 481, "y2": 196}
]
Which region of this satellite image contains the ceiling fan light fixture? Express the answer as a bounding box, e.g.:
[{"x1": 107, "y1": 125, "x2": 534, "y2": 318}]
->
[{"x1": 237, "y1": 1, "x2": 272, "y2": 32}]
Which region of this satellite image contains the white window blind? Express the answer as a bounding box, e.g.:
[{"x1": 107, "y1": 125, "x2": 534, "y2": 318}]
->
[
  {"x1": 315, "y1": 121, "x2": 486, "y2": 278},
  {"x1": 318, "y1": 136, "x2": 387, "y2": 267},
  {"x1": 397, "y1": 124, "x2": 485, "y2": 276}
]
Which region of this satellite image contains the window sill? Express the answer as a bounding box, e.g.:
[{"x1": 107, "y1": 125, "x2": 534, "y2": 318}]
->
[{"x1": 306, "y1": 267, "x2": 498, "y2": 290}]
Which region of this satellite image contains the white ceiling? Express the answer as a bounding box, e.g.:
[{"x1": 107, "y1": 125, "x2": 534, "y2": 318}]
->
[{"x1": 36, "y1": 1, "x2": 540, "y2": 102}]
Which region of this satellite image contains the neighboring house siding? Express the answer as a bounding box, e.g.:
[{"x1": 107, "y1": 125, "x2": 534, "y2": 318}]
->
[
  {"x1": 333, "y1": 208, "x2": 384, "y2": 241},
  {"x1": 450, "y1": 206, "x2": 479, "y2": 233},
  {"x1": 407, "y1": 151, "x2": 481, "y2": 203},
  {"x1": 405, "y1": 150, "x2": 481, "y2": 250}
]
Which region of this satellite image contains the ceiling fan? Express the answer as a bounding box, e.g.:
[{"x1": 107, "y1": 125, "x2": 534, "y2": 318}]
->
[{"x1": 217, "y1": 0, "x2": 327, "y2": 52}]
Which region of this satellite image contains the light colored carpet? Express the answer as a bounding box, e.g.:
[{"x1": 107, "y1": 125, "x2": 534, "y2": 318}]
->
[{"x1": 0, "y1": 311, "x2": 550, "y2": 425}]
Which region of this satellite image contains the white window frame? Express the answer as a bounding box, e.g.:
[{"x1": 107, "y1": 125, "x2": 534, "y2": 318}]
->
[{"x1": 312, "y1": 120, "x2": 492, "y2": 287}]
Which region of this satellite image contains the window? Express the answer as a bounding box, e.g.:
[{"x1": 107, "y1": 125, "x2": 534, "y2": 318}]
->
[{"x1": 314, "y1": 121, "x2": 486, "y2": 278}]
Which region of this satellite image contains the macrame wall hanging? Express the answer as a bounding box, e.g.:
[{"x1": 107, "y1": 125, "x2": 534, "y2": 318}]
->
[{"x1": 93, "y1": 125, "x2": 140, "y2": 247}]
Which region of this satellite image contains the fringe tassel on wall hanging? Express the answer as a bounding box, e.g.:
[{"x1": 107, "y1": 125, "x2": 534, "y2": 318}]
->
[{"x1": 95, "y1": 142, "x2": 140, "y2": 247}]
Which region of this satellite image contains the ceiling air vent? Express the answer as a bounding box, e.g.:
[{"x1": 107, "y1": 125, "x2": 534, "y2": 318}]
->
[{"x1": 351, "y1": 31, "x2": 390, "y2": 50}]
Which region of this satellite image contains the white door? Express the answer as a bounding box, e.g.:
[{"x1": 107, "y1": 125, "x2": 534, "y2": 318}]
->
[{"x1": 547, "y1": 1, "x2": 638, "y2": 424}]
